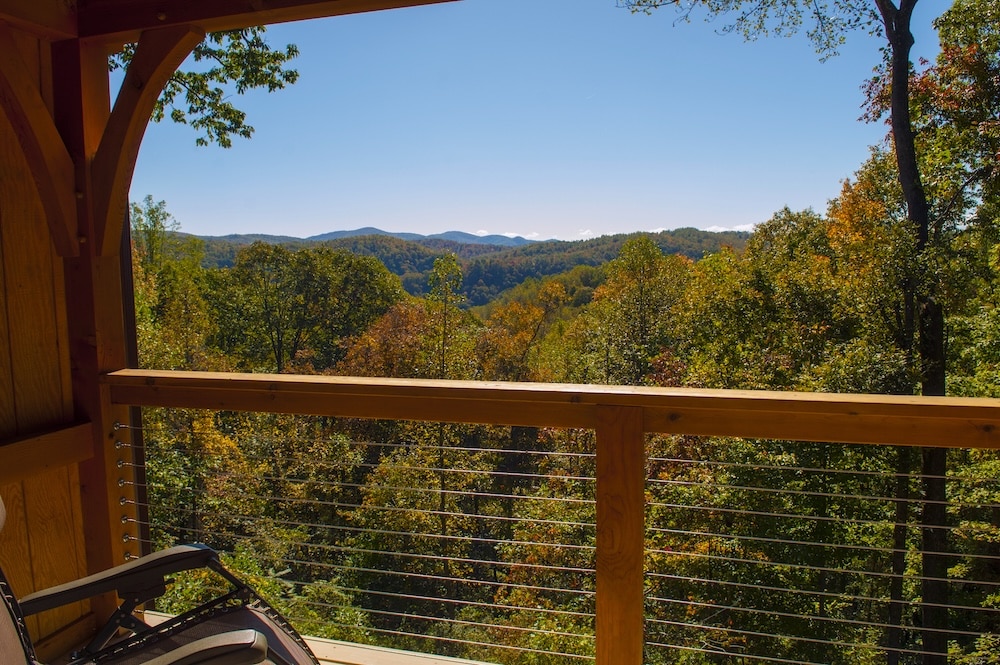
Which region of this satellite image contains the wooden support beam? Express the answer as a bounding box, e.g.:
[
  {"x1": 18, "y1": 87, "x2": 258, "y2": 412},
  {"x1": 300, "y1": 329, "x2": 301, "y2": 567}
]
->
[
  {"x1": 52, "y1": 38, "x2": 134, "y2": 610},
  {"x1": 0, "y1": 3, "x2": 76, "y2": 41},
  {"x1": 78, "y1": 0, "x2": 458, "y2": 46},
  {"x1": 0, "y1": 23, "x2": 78, "y2": 257},
  {"x1": 0, "y1": 423, "x2": 93, "y2": 484},
  {"x1": 596, "y1": 405, "x2": 645, "y2": 665},
  {"x1": 92, "y1": 25, "x2": 203, "y2": 257}
]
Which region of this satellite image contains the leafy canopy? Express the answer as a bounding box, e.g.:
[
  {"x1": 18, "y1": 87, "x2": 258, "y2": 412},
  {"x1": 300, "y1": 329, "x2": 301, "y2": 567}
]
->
[
  {"x1": 616, "y1": 0, "x2": 882, "y2": 58},
  {"x1": 110, "y1": 27, "x2": 299, "y2": 147}
]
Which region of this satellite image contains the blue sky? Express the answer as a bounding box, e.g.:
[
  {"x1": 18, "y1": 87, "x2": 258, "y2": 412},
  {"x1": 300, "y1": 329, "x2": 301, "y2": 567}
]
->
[{"x1": 127, "y1": 0, "x2": 943, "y2": 242}]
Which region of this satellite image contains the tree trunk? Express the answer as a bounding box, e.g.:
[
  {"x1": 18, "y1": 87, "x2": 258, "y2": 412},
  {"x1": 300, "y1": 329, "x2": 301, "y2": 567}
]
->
[{"x1": 877, "y1": 1, "x2": 949, "y2": 662}]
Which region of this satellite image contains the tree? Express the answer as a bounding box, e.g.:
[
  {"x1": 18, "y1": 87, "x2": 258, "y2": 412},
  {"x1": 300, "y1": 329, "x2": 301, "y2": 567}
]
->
[
  {"x1": 427, "y1": 254, "x2": 471, "y2": 380},
  {"x1": 110, "y1": 27, "x2": 299, "y2": 147},
  {"x1": 617, "y1": 2, "x2": 957, "y2": 658},
  {"x1": 292, "y1": 248, "x2": 407, "y2": 371},
  {"x1": 130, "y1": 197, "x2": 220, "y2": 370},
  {"x1": 475, "y1": 281, "x2": 568, "y2": 382},
  {"x1": 337, "y1": 301, "x2": 434, "y2": 379},
  {"x1": 209, "y1": 243, "x2": 405, "y2": 372},
  {"x1": 556, "y1": 237, "x2": 690, "y2": 386},
  {"x1": 598, "y1": 237, "x2": 691, "y2": 384},
  {"x1": 214, "y1": 243, "x2": 305, "y2": 371}
]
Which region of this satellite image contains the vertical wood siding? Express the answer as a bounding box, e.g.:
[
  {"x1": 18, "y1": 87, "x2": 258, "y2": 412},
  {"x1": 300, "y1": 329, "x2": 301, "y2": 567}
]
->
[{"x1": 0, "y1": 28, "x2": 91, "y2": 658}]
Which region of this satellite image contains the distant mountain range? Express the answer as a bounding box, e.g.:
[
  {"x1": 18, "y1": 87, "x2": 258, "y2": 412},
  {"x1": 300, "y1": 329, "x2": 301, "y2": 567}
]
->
[{"x1": 198, "y1": 227, "x2": 536, "y2": 248}]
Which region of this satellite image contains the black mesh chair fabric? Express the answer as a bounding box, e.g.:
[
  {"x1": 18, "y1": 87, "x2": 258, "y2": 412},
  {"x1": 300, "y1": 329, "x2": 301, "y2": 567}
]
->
[
  {"x1": 93, "y1": 591, "x2": 318, "y2": 665},
  {"x1": 80, "y1": 563, "x2": 319, "y2": 665}
]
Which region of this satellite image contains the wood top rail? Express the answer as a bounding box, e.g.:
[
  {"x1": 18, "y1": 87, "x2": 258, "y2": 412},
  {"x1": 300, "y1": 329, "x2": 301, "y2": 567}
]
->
[{"x1": 104, "y1": 369, "x2": 1000, "y2": 449}]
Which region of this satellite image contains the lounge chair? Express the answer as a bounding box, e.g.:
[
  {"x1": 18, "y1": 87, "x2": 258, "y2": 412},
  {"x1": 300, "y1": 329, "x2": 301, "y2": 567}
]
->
[{"x1": 1, "y1": 497, "x2": 319, "y2": 665}]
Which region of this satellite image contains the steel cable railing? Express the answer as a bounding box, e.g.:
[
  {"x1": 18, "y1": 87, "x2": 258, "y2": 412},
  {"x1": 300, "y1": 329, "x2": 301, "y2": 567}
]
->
[
  {"x1": 113, "y1": 409, "x2": 1000, "y2": 665},
  {"x1": 104, "y1": 369, "x2": 1000, "y2": 665},
  {"x1": 118, "y1": 412, "x2": 598, "y2": 664},
  {"x1": 642, "y1": 441, "x2": 1000, "y2": 664}
]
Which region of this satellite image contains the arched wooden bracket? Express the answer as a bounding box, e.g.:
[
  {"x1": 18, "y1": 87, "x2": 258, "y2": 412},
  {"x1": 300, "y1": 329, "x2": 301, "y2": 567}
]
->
[
  {"x1": 0, "y1": 22, "x2": 79, "y2": 257},
  {"x1": 92, "y1": 24, "x2": 204, "y2": 257}
]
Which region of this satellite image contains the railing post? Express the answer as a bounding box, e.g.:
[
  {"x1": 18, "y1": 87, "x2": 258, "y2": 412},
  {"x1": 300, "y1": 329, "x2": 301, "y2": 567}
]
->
[{"x1": 596, "y1": 405, "x2": 645, "y2": 665}]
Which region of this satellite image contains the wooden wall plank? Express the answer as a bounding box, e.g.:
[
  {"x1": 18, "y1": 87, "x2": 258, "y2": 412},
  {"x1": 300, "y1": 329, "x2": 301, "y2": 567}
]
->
[
  {"x1": 0, "y1": 92, "x2": 19, "y2": 438},
  {"x1": 0, "y1": 483, "x2": 38, "y2": 637},
  {"x1": 67, "y1": 464, "x2": 87, "y2": 583},
  {"x1": 23, "y1": 469, "x2": 84, "y2": 640},
  {"x1": 0, "y1": 86, "x2": 63, "y2": 437},
  {"x1": 0, "y1": 28, "x2": 89, "y2": 654},
  {"x1": 0, "y1": 42, "x2": 37, "y2": 639}
]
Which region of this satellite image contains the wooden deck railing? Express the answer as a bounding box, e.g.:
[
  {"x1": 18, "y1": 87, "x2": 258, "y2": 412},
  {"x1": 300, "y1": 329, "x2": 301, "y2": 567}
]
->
[{"x1": 103, "y1": 368, "x2": 1000, "y2": 665}]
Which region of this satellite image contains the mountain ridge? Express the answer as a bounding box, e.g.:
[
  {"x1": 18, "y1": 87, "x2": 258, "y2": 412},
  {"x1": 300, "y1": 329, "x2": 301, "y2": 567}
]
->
[{"x1": 196, "y1": 227, "x2": 538, "y2": 247}]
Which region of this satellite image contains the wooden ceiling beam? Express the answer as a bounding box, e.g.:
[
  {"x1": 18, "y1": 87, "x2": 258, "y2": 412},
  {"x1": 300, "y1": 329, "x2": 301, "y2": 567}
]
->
[
  {"x1": 0, "y1": 2, "x2": 76, "y2": 40},
  {"x1": 78, "y1": 0, "x2": 458, "y2": 46}
]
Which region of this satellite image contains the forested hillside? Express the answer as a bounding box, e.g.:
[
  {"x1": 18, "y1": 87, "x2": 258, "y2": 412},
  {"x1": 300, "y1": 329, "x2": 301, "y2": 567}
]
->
[
  {"x1": 197, "y1": 226, "x2": 749, "y2": 305},
  {"x1": 130, "y1": 3, "x2": 1000, "y2": 661}
]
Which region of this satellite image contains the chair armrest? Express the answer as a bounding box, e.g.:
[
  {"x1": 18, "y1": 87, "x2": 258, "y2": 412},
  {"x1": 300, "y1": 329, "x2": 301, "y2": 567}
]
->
[
  {"x1": 138, "y1": 629, "x2": 267, "y2": 665},
  {"x1": 20, "y1": 544, "x2": 218, "y2": 615}
]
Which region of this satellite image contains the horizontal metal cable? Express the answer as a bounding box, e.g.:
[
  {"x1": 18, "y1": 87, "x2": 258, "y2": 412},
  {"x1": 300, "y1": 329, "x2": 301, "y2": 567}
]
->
[
  {"x1": 166, "y1": 464, "x2": 596, "y2": 496},
  {"x1": 131, "y1": 427, "x2": 596, "y2": 460},
  {"x1": 648, "y1": 476, "x2": 1000, "y2": 511},
  {"x1": 253, "y1": 468, "x2": 595, "y2": 494},
  {"x1": 145, "y1": 502, "x2": 595, "y2": 554},
  {"x1": 138, "y1": 483, "x2": 595, "y2": 530},
  {"x1": 647, "y1": 616, "x2": 930, "y2": 658},
  {"x1": 647, "y1": 595, "x2": 986, "y2": 639},
  {"x1": 268, "y1": 495, "x2": 596, "y2": 530},
  {"x1": 280, "y1": 540, "x2": 595, "y2": 577},
  {"x1": 646, "y1": 524, "x2": 1000, "y2": 563},
  {"x1": 146, "y1": 522, "x2": 594, "y2": 599},
  {"x1": 315, "y1": 478, "x2": 594, "y2": 504},
  {"x1": 183, "y1": 447, "x2": 597, "y2": 485},
  {"x1": 299, "y1": 617, "x2": 595, "y2": 662},
  {"x1": 647, "y1": 499, "x2": 968, "y2": 534},
  {"x1": 147, "y1": 474, "x2": 594, "y2": 506},
  {"x1": 650, "y1": 454, "x2": 1000, "y2": 486},
  {"x1": 647, "y1": 524, "x2": 900, "y2": 556},
  {"x1": 362, "y1": 440, "x2": 595, "y2": 459},
  {"x1": 648, "y1": 455, "x2": 949, "y2": 482},
  {"x1": 326, "y1": 582, "x2": 594, "y2": 620},
  {"x1": 646, "y1": 571, "x2": 1000, "y2": 614},
  {"x1": 644, "y1": 639, "x2": 830, "y2": 665},
  {"x1": 644, "y1": 544, "x2": 1000, "y2": 589},
  {"x1": 135, "y1": 435, "x2": 595, "y2": 468},
  {"x1": 281, "y1": 557, "x2": 594, "y2": 599},
  {"x1": 352, "y1": 461, "x2": 596, "y2": 484},
  {"x1": 295, "y1": 597, "x2": 594, "y2": 643}
]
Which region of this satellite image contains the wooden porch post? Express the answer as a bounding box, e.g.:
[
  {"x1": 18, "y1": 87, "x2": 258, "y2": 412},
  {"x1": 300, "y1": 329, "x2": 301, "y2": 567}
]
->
[
  {"x1": 596, "y1": 405, "x2": 645, "y2": 665},
  {"x1": 50, "y1": 26, "x2": 202, "y2": 589},
  {"x1": 50, "y1": 38, "x2": 135, "y2": 597}
]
